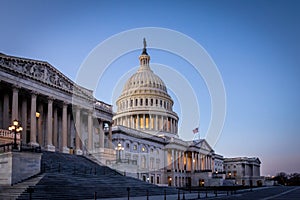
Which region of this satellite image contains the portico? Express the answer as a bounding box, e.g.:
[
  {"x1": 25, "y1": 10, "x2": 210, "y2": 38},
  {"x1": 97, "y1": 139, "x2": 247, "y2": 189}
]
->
[{"x1": 0, "y1": 53, "x2": 113, "y2": 156}]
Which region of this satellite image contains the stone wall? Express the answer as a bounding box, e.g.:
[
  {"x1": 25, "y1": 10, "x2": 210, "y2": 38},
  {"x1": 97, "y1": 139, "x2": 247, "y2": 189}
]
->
[{"x1": 0, "y1": 152, "x2": 41, "y2": 185}]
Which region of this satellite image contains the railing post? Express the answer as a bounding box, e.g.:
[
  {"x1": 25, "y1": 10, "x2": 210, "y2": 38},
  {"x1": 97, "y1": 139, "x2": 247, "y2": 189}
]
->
[
  {"x1": 182, "y1": 191, "x2": 185, "y2": 200},
  {"x1": 164, "y1": 189, "x2": 166, "y2": 200},
  {"x1": 94, "y1": 191, "x2": 97, "y2": 200},
  {"x1": 127, "y1": 187, "x2": 130, "y2": 200},
  {"x1": 178, "y1": 189, "x2": 180, "y2": 200},
  {"x1": 58, "y1": 163, "x2": 61, "y2": 173},
  {"x1": 198, "y1": 190, "x2": 200, "y2": 199},
  {"x1": 146, "y1": 189, "x2": 149, "y2": 200}
]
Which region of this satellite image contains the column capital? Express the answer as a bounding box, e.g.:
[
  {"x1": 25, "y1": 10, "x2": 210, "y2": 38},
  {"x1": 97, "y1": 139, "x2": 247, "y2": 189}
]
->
[
  {"x1": 31, "y1": 90, "x2": 39, "y2": 97},
  {"x1": 73, "y1": 104, "x2": 82, "y2": 110},
  {"x1": 12, "y1": 85, "x2": 20, "y2": 91},
  {"x1": 47, "y1": 96, "x2": 54, "y2": 102}
]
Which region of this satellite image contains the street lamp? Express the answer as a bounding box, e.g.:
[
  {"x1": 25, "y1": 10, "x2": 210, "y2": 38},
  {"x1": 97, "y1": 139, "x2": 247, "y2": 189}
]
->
[
  {"x1": 8, "y1": 119, "x2": 23, "y2": 150},
  {"x1": 115, "y1": 142, "x2": 124, "y2": 162}
]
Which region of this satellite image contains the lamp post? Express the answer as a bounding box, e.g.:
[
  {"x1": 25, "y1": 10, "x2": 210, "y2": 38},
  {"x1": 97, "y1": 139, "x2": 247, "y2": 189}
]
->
[
  {"x1": 115, "y1": 142, "x2": 124, "y2": 163},
  {"x1": 8, "y1": 119, "x2": 23, "y2": 150}
]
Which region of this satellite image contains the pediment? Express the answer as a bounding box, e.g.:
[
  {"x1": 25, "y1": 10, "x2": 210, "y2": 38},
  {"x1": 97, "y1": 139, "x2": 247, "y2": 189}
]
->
[
  {"x1": 199, "y1": 139, "x2": 213, "y2": 152},
  {"x1": 0, "y1": 54, "x2": 92, "y2": 101}
]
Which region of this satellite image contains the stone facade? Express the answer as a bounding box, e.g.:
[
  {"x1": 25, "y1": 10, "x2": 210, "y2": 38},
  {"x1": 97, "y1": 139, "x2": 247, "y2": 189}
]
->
[
  {"x1": 0, "y1": 53, "x2": 113, "y2": 156},
  {"x1": 223, "y1": 157, "x2": 264, "y2": 186},
  {"x1": 0, "y1": 152, "x2": 41, "y2": 185},
  {"x1": 111, "y1": 41, "x2": 226, "y2": 187}
]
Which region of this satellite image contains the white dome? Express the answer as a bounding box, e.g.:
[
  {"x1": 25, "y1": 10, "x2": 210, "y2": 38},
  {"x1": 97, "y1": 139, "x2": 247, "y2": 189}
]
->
[{"x1": 113, "y1": 40, "x2": 179, "y2": 137}]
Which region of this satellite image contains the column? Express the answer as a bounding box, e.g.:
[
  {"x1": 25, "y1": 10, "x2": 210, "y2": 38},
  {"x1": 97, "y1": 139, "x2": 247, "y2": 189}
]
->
[
  {"x1": 37, "y1": 103, "x2": 43, "y2": 146},
  {"x1": 164, "y1": 150, "x2": 168, "y2": 169},
  {"x1": 29, "y1": 93, "x2": 38, "y2": 146},
  {"x1": 46, "y1": 98, "x2": 55, "y2": 151},
  {"x1": 130, "y1": 115, "x2": 133, "y2": 128},
  {"x1": 108, "y1": 122, "x2": 112, "y2": 148},
  {"x1": 155, "y1": 115, "x2": 158, "y2": 131},
  {"x1": 197, "y1": 153, "x2": 200, "y2": 171},
  {"x1": 75, "y1": 106, "x2": 82, "y2": 154},
  {"x1": 185, "y1": 152, "x2": 189, "y2": 171},
  {"x1": 87, "y1": 110, "x2": 93, "y2": 152},
  {"x1": 180, "y1": 151, "x2": 184, "y2": 171},
  {"x1": 53, "y1": 107, "x2": 58, "y2": 148},
  {"x1": 12, "y1": 87, "x2": 19, "y2": 121},
  {"x1": 99, "y1": 120, "x2": 104, "y2": 148},
  {"x1": 21, "y1": 99, "x2": 27, "y2": 143},
  {"x1": 62, "y1": 102, "x2": 69, "y2": 153},
  {"x1": 171, "y1": 149, "x2": 174, "y2": 170},
  {"x1": 137, "y1": 115, "x2": 140, "y2": 129},
  {"x1": 3, "y1": 93, "x2": 9, "y2": 128},
  {"x1": 67, "y1": 111, "x2": 71, "y2": 147},
  {"x1": 143, "y1": 114, "x2": 146, "y2": 130},
  {"x1": 175, "y1": 150, "x2": 178, "y2": 171},
  {"x1": 191, "y1": 152, "x2": 195, "y2": 172}
]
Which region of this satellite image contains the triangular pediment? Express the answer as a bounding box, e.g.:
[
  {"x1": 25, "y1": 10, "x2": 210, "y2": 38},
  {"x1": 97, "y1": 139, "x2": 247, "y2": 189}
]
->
[
  {"x1": 199, "y1": 139, "x2": 213, "y2": 152},
  {"x1": 0, "y1": 53, "x2": 92, "y2": 101}
]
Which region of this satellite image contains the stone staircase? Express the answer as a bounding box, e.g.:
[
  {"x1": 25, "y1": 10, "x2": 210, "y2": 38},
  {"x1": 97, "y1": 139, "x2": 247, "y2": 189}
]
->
[
  {"x1": 0, "y1": 174, "x2": 44, "y2": 200},
  {"x1": 1, "y1": 151, "x2": 177, "y2": 199}
]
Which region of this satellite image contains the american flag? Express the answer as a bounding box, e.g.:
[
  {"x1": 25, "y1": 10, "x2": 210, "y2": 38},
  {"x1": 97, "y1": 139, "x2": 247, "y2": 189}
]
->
[{"x1": 192, "y1": 128, "x2": 199, "y2": 134}]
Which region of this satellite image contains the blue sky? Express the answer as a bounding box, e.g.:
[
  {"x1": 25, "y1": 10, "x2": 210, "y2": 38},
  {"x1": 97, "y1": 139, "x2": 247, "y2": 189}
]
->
[{"x1": 1, "y1": 0, "x2": 299, "y2": 176}]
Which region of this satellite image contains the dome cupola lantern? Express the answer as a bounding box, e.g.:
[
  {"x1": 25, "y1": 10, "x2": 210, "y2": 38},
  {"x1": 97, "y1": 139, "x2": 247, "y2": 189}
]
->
[{"x1": 139, "y1": 38, "x2": 150, "y2": 70}]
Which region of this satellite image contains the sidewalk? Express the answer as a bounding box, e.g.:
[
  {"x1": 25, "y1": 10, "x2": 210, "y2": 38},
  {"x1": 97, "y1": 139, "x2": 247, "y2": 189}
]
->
[{"x1": 97, "y1": 191, "x2": 227, "y2": 200}]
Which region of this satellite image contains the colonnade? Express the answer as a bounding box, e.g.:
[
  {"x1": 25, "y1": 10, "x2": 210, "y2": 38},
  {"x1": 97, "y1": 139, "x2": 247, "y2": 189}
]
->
[
  {"x1": 0, "y1": 84, "x2": 113, "y2": 154},
  {"x1": 118, "y1": 97, "x2": 172, "y2": 112},
  {"x1": 166, "y1": 149, "x2": 213, "y2": 172},
  {"x1": 116, "y1": 114, "x2": 178, "y2": 133}
]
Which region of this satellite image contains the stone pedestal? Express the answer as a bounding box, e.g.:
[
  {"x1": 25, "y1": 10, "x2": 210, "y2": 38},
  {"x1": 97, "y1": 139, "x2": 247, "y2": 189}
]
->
[
  {"x1": 45, "y1": 144, "x2": 55, "y2": 152},
  {"x1": 75, "y1": 149, "x2": 83, "y2": 155},
  {"x1": 28, "y1": 142, "x2": 39, "y2": 147},
  {"x1": 62, "y1": 146, "x2": 70, "y2": 154}
]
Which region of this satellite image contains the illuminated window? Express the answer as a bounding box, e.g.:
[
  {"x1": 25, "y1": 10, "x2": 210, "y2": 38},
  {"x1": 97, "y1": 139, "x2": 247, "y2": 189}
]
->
[
  {"x1": 142, "y1": 147, "x2": 145, "y2": 152},
  {"x1": 133, "y1": 145, "x2": 137, "y2": 150},
  {"x1": 145, "y1": 115, "x2": 149, "y2": 129}
]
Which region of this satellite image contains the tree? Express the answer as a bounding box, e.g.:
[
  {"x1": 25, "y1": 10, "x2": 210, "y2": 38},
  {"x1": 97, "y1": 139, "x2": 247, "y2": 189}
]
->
[
  {"x1": 288, "y1": 173, "x2": 300, "y2": 186},
  {"x1": 273, "y1": 172, "x2": 288, "y2": 185}
]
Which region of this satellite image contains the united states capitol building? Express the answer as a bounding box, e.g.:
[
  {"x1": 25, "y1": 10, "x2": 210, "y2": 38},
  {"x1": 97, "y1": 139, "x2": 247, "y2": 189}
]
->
[{"x1": 0, "y1": 40, "x2": 264, "y2": 187}]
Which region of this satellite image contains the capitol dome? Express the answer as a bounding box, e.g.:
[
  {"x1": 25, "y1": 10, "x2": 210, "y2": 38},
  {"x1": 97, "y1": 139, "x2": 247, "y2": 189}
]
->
[{"x1": 113, "y1": 39, "x2": 179, "y2": 137}]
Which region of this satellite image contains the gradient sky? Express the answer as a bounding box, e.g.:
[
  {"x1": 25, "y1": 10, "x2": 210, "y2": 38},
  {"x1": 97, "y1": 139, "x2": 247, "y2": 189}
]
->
[{"x1": 1, "y1": 0, "x2": 299, "y2": 176}]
